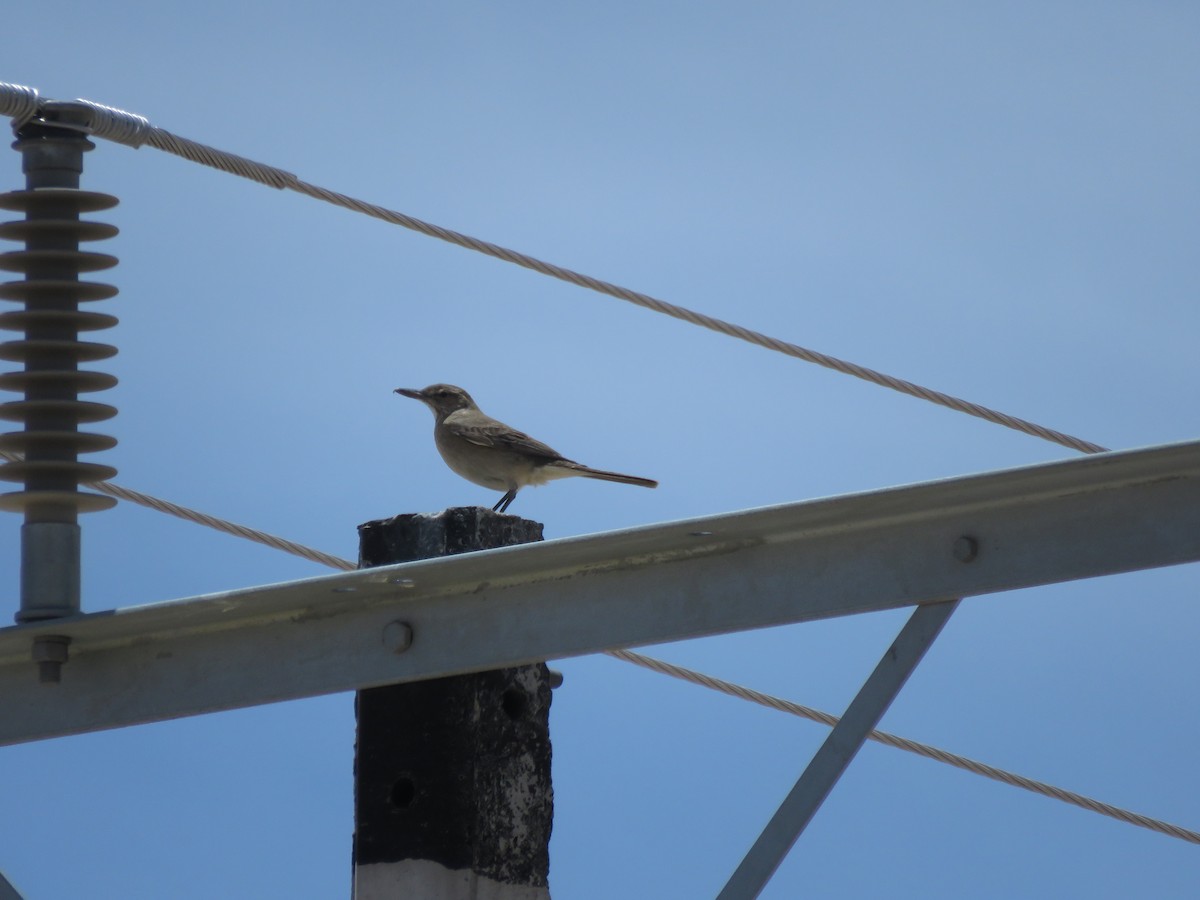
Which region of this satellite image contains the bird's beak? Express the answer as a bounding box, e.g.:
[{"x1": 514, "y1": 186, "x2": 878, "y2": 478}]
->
[{"x1": 394, "y1": 388, "x2": 423, "y2": 400}]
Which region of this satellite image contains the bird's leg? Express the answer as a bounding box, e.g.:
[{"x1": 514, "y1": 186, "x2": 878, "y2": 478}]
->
[{"x1": 494, "y1": 489, "x2": 518, "y2": 513}]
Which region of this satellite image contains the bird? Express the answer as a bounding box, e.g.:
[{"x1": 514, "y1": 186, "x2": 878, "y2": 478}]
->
[{"x1": 394, "y1": 383, "x2": 658, "y2": 513}]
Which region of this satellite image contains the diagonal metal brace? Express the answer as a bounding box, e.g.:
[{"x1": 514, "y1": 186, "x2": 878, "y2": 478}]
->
[
  {"x1": 718, "y1": 598, "x2": 961, "y2": 900},
  {"x1": 0, "y1": 869, "x2": 26, "y2": 900}
]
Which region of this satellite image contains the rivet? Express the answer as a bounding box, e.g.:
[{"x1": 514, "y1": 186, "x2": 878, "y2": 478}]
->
[
  {"x1": 952, "y1": 535, "x2": 979, "y2": 563},
  {"x1": 383, "y1": 620, "x2": 414, "y2": 654}
]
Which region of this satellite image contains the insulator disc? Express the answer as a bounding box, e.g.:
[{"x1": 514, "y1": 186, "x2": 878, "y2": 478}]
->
[
  {"x1": 0, "y1": 490, "x2": 117, "y2": 514},
  {"x1": 0, "y1": 459, "x2": 118, "y2": 484},
  {"x1": 0, "y1": 188, "x2": 119, "y2": 214},
  {"x1": 0, "y1": 430, "x2": 118, "y2": 454},
  {"x1": 0, "y1": 309, "x2": 118, "y2": 332},
  {"x1": 0, "y1": 220, "x2": 119, "y2": 242},
  {"x1": 0, "y1": 370, "x2": 119, "y2": 393},
  {"x1": 0, "y1": 339, "x2": 118, "y2": 363},
  {"x1": 0, "y1": 280, "x2": 119, "y2": 302},
  {"x1": 0, "y1": 249, "x2": 119, "y2": 273},
  {"x1": 0, "y1": 398, "x2": 117, "y2": 424}
]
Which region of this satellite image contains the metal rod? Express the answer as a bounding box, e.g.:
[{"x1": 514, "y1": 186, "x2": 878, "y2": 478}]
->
[{"x1": 717, "y1": 599, "x2": 961, "y2": 900}]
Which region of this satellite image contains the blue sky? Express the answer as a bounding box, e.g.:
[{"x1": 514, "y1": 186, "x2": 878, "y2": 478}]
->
[{"x1": 3, "y1": 3, "x2": 1199, "y2": 897}]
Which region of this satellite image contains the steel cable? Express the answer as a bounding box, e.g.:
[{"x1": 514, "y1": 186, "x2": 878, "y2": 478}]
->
[{"x1": 0, "y1": 82, "x2": 1108, "y2": 455}]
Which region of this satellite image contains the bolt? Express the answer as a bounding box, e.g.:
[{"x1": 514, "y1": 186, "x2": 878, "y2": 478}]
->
[
  {"x1": 952, "y1": 535, "x2": 979, "y2": 563},
  {"x1": 32, "y1": 635, "x2": 70, "y2": 684},
  {"x1": 382, "y1": 620, "x2": 414, "y2": 654}
]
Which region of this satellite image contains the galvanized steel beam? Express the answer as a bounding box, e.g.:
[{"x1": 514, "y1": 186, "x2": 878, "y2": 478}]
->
[{"x1": 1, "y1": 439, "x2": 1199, "y2": 745}]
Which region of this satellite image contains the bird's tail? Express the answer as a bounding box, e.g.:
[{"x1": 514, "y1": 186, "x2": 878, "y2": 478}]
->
[{"x1": 573, "y1": 465, "x2": 658, "y2": 489}]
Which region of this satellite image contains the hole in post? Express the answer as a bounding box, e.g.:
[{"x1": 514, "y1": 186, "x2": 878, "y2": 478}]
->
[
  {"x1": 389, "y1": 776, "x2": 416, "y2": 809},
  {"x1": 501, "y1": 686, "x2": 528, "y2": 720}
]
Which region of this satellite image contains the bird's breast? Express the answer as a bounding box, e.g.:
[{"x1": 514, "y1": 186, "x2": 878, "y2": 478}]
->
[{"x1": 434, "y1": 426, "x2": 538, "y2": 491}]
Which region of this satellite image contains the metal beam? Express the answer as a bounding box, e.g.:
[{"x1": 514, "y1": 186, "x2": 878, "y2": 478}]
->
[
  {"x1": 0, "y1": 870, "x2": 25, "y2": 900},
  {"x1": 717, "y1": 599, "x2": 960, "y2": 899},
  {"x1": 1, "y1": 439, "x2": 1199, "y2": 745}
]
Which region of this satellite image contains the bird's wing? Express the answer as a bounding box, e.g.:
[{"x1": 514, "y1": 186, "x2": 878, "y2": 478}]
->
[{"x1": 448, "y1": 417, "x2": 564, "y2": 461}]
